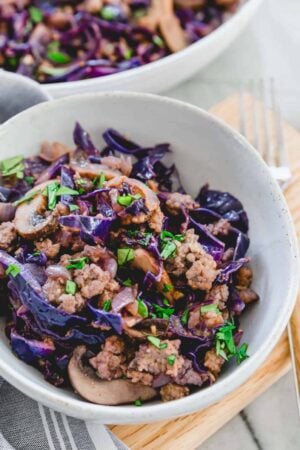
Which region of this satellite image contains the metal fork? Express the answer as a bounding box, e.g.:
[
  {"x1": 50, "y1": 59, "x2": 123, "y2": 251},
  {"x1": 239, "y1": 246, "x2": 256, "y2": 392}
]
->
[{"x1": 239, "y1": 79, "x2": 300, "y2": 415}]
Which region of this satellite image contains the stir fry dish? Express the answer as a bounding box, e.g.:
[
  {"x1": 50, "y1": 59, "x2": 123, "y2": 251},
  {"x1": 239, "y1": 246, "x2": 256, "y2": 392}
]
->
[
  {"x1": 0, "y1": 0, "x2": 240, "y2": 83},
  {"x1": 0, "y1": 124, "x2": 259, "y2": 405}
]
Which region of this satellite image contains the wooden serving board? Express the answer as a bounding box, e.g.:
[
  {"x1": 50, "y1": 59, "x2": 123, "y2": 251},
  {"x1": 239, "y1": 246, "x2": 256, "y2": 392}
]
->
[{"x1": 110, "y1": 94, "x2": 300, "y2": 449}]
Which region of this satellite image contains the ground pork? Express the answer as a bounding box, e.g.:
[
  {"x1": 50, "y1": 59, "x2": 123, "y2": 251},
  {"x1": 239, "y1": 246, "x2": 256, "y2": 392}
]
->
[
  {"x1": 82, "y1": 244, "x2": 107, "y2": 263},
  {"x1": 55, "y1": 229, "x2": 85, "y2": 252},
  {"x1": 100, "y1": 279, "x2": 120, "y2": 304},
  {"x1": 165, "y1": 192, "x2": 199, "y2": 215},
  {"x1": 74, "y1": 263, "x2": 110, "y2": 298},
  {"x1": 174, "y1": 358, "x2": 210, "y2": 386},
  {"x1": 42, "y1": 277, "x2": 86, "y2": 313},
  {"x1": 89, "y1": 336, "x2": 127, "y2": 380},
  {"x1": 0, "y1": 222, "x2": 17, "y2": 250},
  {"x1": 188, "y1": 306, "x2": 224, "y2": 329},
  {"x1": 206, "y1": 219, "x2": 231, "y2": 236},
  {"x1": 204, "y1": 349, "x2": 225, "y2": 377},
  {"x1": 235, "y1": 266, "x2": 253, "y2": 288},
  {"x1": 166, "y1": 229, "x2": 218, "y2": 291},
  {"x1": 206, "y1": 284, "x2": 229, "y2": 310},
  {"x1": 35, "y1": 238, "x2": 60, "y2": 259},
  {"x1": 160, "y1": 383, "x2": 189, "y2": 402},
  {"x1": 238, "y1": 288, "x2": 259, "y2": 304},
  {"x1": 127, "y1": 339, "x2": 185, "y2": 385}
]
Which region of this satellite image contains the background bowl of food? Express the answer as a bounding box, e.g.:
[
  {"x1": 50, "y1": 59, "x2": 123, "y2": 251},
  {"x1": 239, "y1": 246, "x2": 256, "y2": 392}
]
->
[
  {"x1": 0, "y1": 0, "x2": 262, "y2": 97},
  {"x1": 0, "y1": 92, "x2": 297, "y2": 424}
]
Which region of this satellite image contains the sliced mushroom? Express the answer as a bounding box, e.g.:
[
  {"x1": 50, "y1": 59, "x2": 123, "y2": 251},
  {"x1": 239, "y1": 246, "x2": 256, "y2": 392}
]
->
[
  {"x1": 124, "y1": 318, "x2": 169, "y2": 340},
  {"x1": 132, "y1": 248, "x2": 176, "y2": 303},
  {"x1": 107, "y1": 176, "x2": 163, "y2": 232},
  {"x1": 101, "y1": 155, "x2": 132, "y2": 177},
  {"x1": 39, "y1": 141, "x2": 72, "y2": 162},
  {"x1": 14, "y1": 180, "x2": 62, "y2": 240},
  {"x1": 68, "y1": 346, "x2": 157, "y2": 405},
  {"x1": 70, "y1": 160, "x2": 122, "y2": 180},
  {"x1": 14, "y1": 194, "x2": 59, "y2": 240}
]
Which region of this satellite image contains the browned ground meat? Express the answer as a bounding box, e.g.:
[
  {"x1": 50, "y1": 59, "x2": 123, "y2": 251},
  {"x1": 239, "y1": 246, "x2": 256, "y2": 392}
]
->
[
  {"x1": 204, "y1": 349, "x2": 225, "y2": 377},
  {"x1": 202, "y1": 311, "x2": 225, "y2": 328},
  {"x1": 238, "y1": 288, "x2": 259, "y2": 304},
  {"x1": 160, "y1": 383, "x2": 189, "y2": 402},
  {"x1": 206, "y1": 284, "x2": 229, "y2": 310},
  {"x1": 0, "y1": 222, "x2": 17, "y2": 250},
  {"x1": 166, "y1": 229, "x2": 218, "y2": 291},
  {"x1": 174, "y1": 358, "x2": 210, "y2": 386},
  {"x1": 127, "y1": 339, "x2": 185, "y2": 385},
  {"x1": 235, "y1": 266, "x2": 253, "y2": 288},
  {"x1": 166, "y1": 192, "x2": 199, "y2": 215},
  {"x1": 55, "y1": 229, "x2": 85, "y2": 252},
  {"x1": 35, "y1": 238, "x2": 61, "y2": 259},
  {"x1": 42, "y1": 277, "x2": 86, "y2": 313},
  {"x1": 74, "y1": 263, "x2": 110, "y2": 298},
  {"x1": 206, "y1": 219, "x2": 231, "y2": 236},
  {"x1": 82, "y1": 244, "x2": 107, "y2": 263},
  {"x1": 89, "y1": 336, "x2": 127, "y2": 380},
  {"x1": 100, "y1": 279, "x2": 120, "y2": 304}
]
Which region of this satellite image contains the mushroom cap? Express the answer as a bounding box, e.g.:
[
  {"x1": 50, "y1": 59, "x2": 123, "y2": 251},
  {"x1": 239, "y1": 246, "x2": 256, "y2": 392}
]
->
[
  {"x1": 14, "y1": 194, "x2": 58, "y2": 240},
  {"x1": 70, "y1": 160, "x2": 122, "y2": 180},
  {"x1": 68, "y1": 346, "x2": 157, "y2": 405}
]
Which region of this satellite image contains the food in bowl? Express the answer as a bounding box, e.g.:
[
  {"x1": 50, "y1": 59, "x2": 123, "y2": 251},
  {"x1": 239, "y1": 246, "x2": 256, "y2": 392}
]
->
[
  {"x1": 0, "y1": 123, "x2": 258, "y2": 405},
  {"x1": 0, "y1": 0, "x2": 241, "y2": 84}
]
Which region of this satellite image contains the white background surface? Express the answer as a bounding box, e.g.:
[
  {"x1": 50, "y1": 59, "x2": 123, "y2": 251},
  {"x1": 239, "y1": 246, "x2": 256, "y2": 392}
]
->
[{"x1": 165, "y1": 0, "x2": 300, "y2": 448}]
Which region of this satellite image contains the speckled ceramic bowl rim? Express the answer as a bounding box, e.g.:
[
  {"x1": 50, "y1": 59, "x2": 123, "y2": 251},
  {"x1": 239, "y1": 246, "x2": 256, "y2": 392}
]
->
[{"x1": 0, "y1": 92, "x2": 298, "y2": 424}]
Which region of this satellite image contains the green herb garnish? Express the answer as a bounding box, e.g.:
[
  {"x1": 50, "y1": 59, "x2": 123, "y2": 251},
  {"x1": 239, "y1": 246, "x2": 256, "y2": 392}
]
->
[
  {"x1": 117, "y1": 193, "x2": 141, "y2": 207},
  {"x1": 94, "y1": 172, "x2": 106, "y2": 188},
  {"x1": 200, "y1": 304, "x2": 220, "y2": 314},
  {"x1": 103, "y1": 299, "x2": 112, "y2": 312},
  {"x1": 29, "y1": 6, "x2": 43, "y2": 23},
  {"x1": 236, "y1": 343, "x2": 249, "y2": 365},
  {"x1": 153, "y1": 303, "x2": 174, "y2": 319},
  {"x1": 47, "y1": 182, "x2": 59, "y2": 210},
  {"x1": 181, "y1": 308, "x2": 189, "y2": 325},
  {"x1": 25, "y1": 176, "x2": 34, "y2": 185},
  {"x1": 160, "y1": 230, "x2": 184, "y2": 260},
  {"x1": 56, "y1": 186, "x2": 79, "y2": 196},
  {"x1": 5, "y1": 264, "x2": 20, "y2": 278},
  {"x1": 14, "y1": 189, "x2": 41, "y2": 206},
  {"x1": 153, "y1": 35, "x2": 164, "y2": 47},
  {"x1": 147, "y1": 336, "x2": 167, "y2": 350},
  {"x1": 100, "y1": 5, "x2": 118, "y2": 20},
  {"x1": 160, "y1": 241, "x2": 176, "y2": 260},
  {"x1": 167, "y1": 354, "x2": 176, "y2": 366},
  {"x1": 124, "y1": 48, "x2": 133, "y2": 60},
  {"x1": 0, "y1": 155, "x2": 24, "y2": 178},
  {"x1": 65, "y1": 280, "x2": 77, "y2": 295},
  {"x1": 123, "y1": 278, "x2": 132, "y2": 287},
  {"x1": 134, "y1": 399, "x2": 142, "y2": 407},
  {"x1": 47, "y1": 51, "x2": 71, "y2": 65},
  {"x1": 66, "y1": 257, "x2": 89, "y2": 270},
  {"x1": 117, "y1": 248, "x2": 135, "y2": 266},
  {"x1": 137, "y1": 298, "x2": 148, "y2": 318},
  {"x1": 69, "y1": 204, "x2": 79, "y2": 212},
  {"x1": 163, "y1": 284, "x2": 172, "y2": 293}
]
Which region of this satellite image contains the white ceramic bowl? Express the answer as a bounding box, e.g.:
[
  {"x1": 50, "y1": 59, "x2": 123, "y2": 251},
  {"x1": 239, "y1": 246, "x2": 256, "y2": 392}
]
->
[
  {"x1": 45, "y1": 0, "x2": 262, "y2": 98},
  {"x1": 0, "y1": 92, "x2": 298, "y2": 424}
]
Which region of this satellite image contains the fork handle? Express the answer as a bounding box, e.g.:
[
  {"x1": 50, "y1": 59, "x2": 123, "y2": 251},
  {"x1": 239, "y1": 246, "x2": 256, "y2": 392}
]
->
[{"x1": 288, "y1": 303, "x2": 300, "y2": 414}]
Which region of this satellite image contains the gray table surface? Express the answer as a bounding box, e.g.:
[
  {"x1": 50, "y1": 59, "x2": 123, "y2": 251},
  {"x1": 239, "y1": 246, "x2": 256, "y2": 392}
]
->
[{"x1": 164, "y1": 0, "x2": 300, "y2": 448}]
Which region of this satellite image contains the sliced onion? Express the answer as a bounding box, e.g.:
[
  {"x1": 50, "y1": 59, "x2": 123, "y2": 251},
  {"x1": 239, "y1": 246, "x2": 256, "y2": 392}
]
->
[
  {"x1": 103, "y1": 257, "x2": 117, "y2": 278},
  {"x1": 46, "y1": 265, "x2": 71, "y2": 280},
  {"x1": 112, "y1": 287, "x2": 136, "y2": 313}
]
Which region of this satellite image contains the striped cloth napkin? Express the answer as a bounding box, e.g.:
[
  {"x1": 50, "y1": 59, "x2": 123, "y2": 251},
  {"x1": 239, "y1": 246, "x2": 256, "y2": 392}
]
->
[{"x1": 0, "y1": 377, "x2": 128, "y2": 450}]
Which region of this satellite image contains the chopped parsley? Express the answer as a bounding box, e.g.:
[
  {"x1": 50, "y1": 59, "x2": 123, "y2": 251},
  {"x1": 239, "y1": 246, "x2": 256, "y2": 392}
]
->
[
  {"x1": 117, "y1": 248, "x2": 135, "y2": 266},
  {"x1": 56, "y1": 186, "x2": 79, "y2": 197},
  {"x1": 14, "y1": 189, "x2": 41, "y2": 206},
  {"x1": 100, "y1": 5, "x2": 119, "y2": 20},
  {"x1": 153, "y1": 35, "x2": 164, "y2": 47},
  {"x1": 200, "y1": 304, "x2": 220, "y2": 314},
  {"x1": 25, "y1": 176, "x2": 34, "y2": 185},
  {"x1": 163, "y1": 284, "x2": 172, "y2": 293},
  {"x1": 215, "y1": 322, "x2": 249, "y2": 364},
  {"x1": 103, "y1": 299, "x2": 112, "y2": 312},
  {"x1": 152, "y1": 303, "x2": 174, "y2": 319},
  {"x1": 126, "y1": 230, "x2": 152, "y2": 246},
  {"x1": 0, "y1": 155, "x2": 24, "y2": 178},
  {"x1": 123, "y1": 278, "x2": 132, "y2": 287},
  {"x1": 47, "y1": 49, "x2": 71, "y2": 65},
  {"x1": 65, "y1": 280, "x2": 77, "y2": 295},
  {"x1": 66, "y1": 257, "x2": 89, "y2": 270},
  {"x1": 163, "y1": 298, "x2": 170, "y2": 306},
  {"x1": 147, "y1": 336, "x2": 167, "y2": 350},
  {"x1": 134, "y1": 399, "x2": 142, "y2": 407},
  {"x1": 124, "y1": 48, "x2": 133, "y2": 60},
  {"x1": 94, "y1": 172, "x2": 106, "y2": 188},
  {"x1": 5, "y1": 264, "x2": 20, "y2": 278},
  {"x1": 137, "y1": 298, "x2": 148, "y2": 318},
  {"x1": 69, "y1": 204, "x2": 79, "y2": 212},
  {"x1": 181, "y1": 307, "x2": 189, "y2": 325},
  {"x1": 167, "y1": 354, "x2": 176, "y2": 366},
  {"x1": 236, "y1": 343, "x2": 249, "y2": 365},
  {"x1": 47, "y1": 182, "x2": 59, "y2": 210},
  {"x1": 160, "y1": 230, "x2": 184, "y2": 260},
  {"x1": 29, "y1": 6, "x2": 43, "y2": 23},
  {"x1": 117, "y1": 193, "x2": 141, "y2": 207}
]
